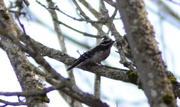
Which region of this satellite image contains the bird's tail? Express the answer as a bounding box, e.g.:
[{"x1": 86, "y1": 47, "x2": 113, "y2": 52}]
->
[{"x1": 67, "y1": 60, "x2": 82, "y2": 71}]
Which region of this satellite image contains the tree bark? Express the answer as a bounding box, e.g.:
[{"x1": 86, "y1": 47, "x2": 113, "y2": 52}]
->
[
  {"x1": 0, "y1": 1, "x2": 48, "y2": 107},
  {"x1": 116, "y1": 0, "x2": 177, "y2": 106}
]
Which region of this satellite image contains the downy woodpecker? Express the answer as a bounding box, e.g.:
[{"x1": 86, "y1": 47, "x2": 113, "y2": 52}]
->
[{"x1": 67, "y1": 38, "x2": 114, "y2": 71}]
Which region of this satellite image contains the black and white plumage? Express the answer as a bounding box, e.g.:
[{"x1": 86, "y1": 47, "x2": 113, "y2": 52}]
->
[{"x1": 67, "y1": 38, "x2": 114, "y2": 71}]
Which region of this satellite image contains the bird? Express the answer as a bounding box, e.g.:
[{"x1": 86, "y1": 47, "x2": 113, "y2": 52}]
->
[{"x1": 67, "y1": 37, "x2": 114, "y2": 71}]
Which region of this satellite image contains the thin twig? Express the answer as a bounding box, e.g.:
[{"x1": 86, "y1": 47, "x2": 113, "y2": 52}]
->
[
  {"x1": 51, "y1": 5, "x2": 108, "y2": 23},
  {"x1": 72, "y1": 0, "x2": 107, "y2": 36},
  {"x1": 0, "y1": 99, "x2": 26, "y2": 106},
  {"x1": 54, "y1": 19, "x2": 102, "y2": 38},
  {"x1": 36, "y1": 0, "x2": 101, "y2": 38},
  {"x1": 0, "y1": 84, "x2": 65, "y2": 97}
]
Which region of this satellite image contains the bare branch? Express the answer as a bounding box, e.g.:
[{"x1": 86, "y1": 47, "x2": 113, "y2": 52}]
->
[
  {"x1": 0, "y1": 99, "x2": 26, "y2": 106},
  {"x1": 0, "y1": 84, "x2": 64, "y2": 97},
  {"x1": 54, "y1": 19, "x2": 102, "y2": 38},
  {"x1": 18, "y1": 33, "x2": 129, "y2": 81}
]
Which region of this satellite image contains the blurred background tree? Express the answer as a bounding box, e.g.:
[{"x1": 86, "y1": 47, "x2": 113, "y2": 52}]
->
[{"x1": 0, "y1": 0, "x2": 179, "y2": 107}]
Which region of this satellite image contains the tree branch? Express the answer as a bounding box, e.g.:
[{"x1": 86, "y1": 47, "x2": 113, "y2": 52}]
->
[{"x1": 116, "y1": 0, "x2": 177, "y2": 106}]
